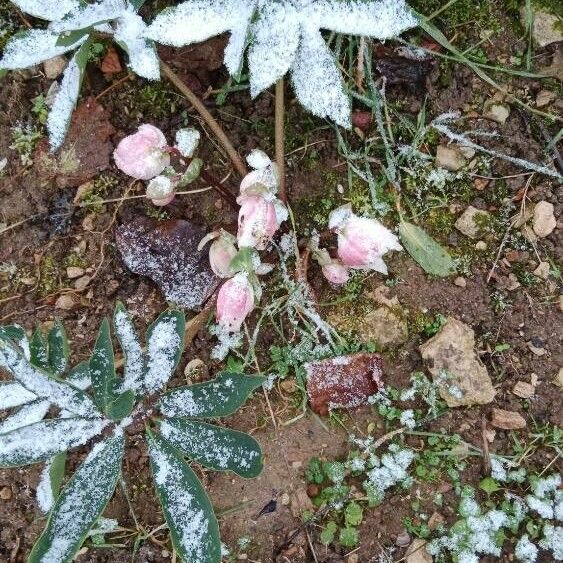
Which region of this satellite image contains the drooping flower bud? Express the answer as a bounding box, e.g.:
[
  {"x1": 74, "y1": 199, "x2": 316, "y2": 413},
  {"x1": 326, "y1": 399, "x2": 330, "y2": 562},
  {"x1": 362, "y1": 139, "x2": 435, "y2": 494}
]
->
[
  {"x1": 146, "y1": 175, "x2": 175, "y2": 206},
  {"x1": 329, "y1": 204, "x2": 402, "y2": 275},
  {"x1": 239, "y1": 149, "x2": 279, "y2": 201},
  {"x1": 114, "y1": 124, "x2": 170, "y2": 180},
  {"x1": 238, "y1": 195, "x2": 285, "y2": 250},
  {"x1": 216, "y1": 273, "x2": 255, "y2": 333},
  {"x1": 198, "y1": 230, "x2": 238, "y2": 278},
  {"x1": 322, "y1": 261, "x2": 350, "y2": 285}
]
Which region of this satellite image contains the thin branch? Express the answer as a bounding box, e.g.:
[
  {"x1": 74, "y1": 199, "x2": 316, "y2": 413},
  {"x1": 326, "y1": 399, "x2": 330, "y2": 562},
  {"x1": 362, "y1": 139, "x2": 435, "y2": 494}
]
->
[{"x1": 275, "y1": 78, "x2": 287, "y2": 203}]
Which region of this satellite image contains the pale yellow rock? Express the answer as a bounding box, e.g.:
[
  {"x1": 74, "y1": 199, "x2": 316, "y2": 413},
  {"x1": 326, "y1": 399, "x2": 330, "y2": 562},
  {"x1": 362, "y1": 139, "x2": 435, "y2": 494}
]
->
[
  {"x1": 533, "y1": 201, "x2": 556, "y2": 238},
  {"x1": 455, "y1": 206, "x2": 491, "y2": 239},
  {"x1": 66, "y1": 266, "x2": 85, "y2": 279},
  {"x1": 533, "y1": 261, "x2": 550, "y2": 280},
  {"x1": 555, "y1": 367, "x2": 563, "y2": 388},
  {"x1": 491, "y1": 408, "x2": 527, "y2": 430},
  {"x1": 436, "y1": 145, "x2": 466, "y2": 171},
  {"x1": 512, "y1": 381, "x2": 535, "y2": 399},
  {"x1": 406, "y1": 539, "x2": 433, "y2": 563}
]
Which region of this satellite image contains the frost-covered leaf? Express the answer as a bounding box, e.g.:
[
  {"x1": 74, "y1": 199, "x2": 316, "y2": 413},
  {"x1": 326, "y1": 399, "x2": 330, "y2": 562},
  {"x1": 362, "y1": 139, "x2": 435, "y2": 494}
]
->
[
  {"x1": 160, "y1": 418, "x2": 263, "y2": 478},
  {"x1": 47, "y1": 40, "x2": 90, "y2": 151},
  {"x1": 0, "y1": 339, "x2": 99, "y2": 417},
  {"x1": 147, "y1": 430, "x2": 221, "y2": 563},
  {"x1": 48, "y1": 320, "x2": 70, "y2": 376},
  {"x1": 291, "y1": 28, "x2": 350, "y2": 127},
  {"x1": 0, "y1": 325, "x2": 26, "y2": 343},
  {"x1": 30, "y1": 329, "x2": 49, "y2": 370},
  {"x1": 106, "y1": 390, "x2": 136, "y2": 421},
  {"x1": 0, "y1": 382, "x2": 37, "y2": 410},
  {"x1": 0, "y1": 417, "x2": 108, "y2": 467},
  {"x1": 0, "y1": 400, "x2": 51, "y2": 434},
  {"x1": 10, "y1": 0, "x2": 81, "y2": 21},
  {"x1": 113, "y1": 303, "x2": 144, "y2": 394},
  {"x1": 144, "y1": 310, "x2": 185, "y2": 394},
  {"x1": 398, "y1": 221, "x2": 456, "y2": 277},
  {"x1": 28, "y1": 434, "x2": 125, "y2": 563},
  {"x1": 51, "y1": 0, "x2": 125, "y2": 34},
  {"x1": 66, "y1": 361, "x2": 91, "y2": 390},
  {"x1": 0, "y1": 30, "x2": 84, "y2": 69},
  {"x1": 37, "y1": 453, "x2": 67, "y2": 513},
  {"x1": 158, "y1": 372, "x2": 265, "y2": 418},
  {"x1": 89, "y1": 318, "x2": 117, "y2": 412}
]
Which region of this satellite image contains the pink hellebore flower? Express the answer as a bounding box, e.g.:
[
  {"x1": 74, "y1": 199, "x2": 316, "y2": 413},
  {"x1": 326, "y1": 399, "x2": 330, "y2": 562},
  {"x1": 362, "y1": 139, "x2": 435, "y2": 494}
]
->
[
  {"x1": 237, "y1": 195, "x2": 285, "y2": 250},
  {"x1": 216, "y1": 273, "x2": 255, "y2": 333},
  {"x1": 146, "y1": 176, "x2": 176, "y2": 206},
  {"x1": 114, "y1": 124, "x2": 170, "y2": 180},
  {"x1": 322, "y1": 261, "x2": 350, "y2": 285},
  {"x1": 198, "y1": 230, "x2": 238, "y2": 278},
  {"x1": 329, "y1": 205, "x2": 402, "y2": 275}
]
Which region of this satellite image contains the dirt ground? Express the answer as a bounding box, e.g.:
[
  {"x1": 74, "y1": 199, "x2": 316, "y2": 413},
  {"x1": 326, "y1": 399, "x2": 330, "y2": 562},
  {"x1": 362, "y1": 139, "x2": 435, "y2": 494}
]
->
[{"x1": 0, "y1": 2, "x2": 562, "y2": 562}]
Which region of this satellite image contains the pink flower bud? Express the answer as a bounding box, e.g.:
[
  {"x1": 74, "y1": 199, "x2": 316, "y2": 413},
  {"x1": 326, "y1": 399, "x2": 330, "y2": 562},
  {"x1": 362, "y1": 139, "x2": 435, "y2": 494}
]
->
[
  {"x1": 322, "y1": 262, "x2": 350, "y2": 285},
  {"x1": 330, "y1": 205, "x2": 402, "y2": 275},
  {"x1": 216, "y1": 273, "x2": 255, "y2": 333},
  {"x1": 209, "y1": 237, "x2": 238, "y2": 278},
  {"x1": 146, "y1": 175, "x2": 175, "y2": 206},
  {"x1": 114, "y1": 124, "x2": 170, "y2": 180},
  {"x1": 237, "y1": 195, "x2": 282, "y2": 250}
]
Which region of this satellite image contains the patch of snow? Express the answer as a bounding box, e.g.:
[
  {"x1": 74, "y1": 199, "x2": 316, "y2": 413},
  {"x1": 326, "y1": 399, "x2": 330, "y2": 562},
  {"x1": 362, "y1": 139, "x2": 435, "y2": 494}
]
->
[
  {"x1": 515, "y1": 535, "x2": 538, "y2": 563},
  {"x1": 0, "y1": 382, "x2": 37, "y2": 410},
  {"x1": 11, "y1": 0, "x2": 80, "y2": 21},
  {"x1": 0, "y1": 400, "x2": 50, "y2": 434},
  {"x1": 114, "y1": 308, "x2": 144, "y2": 394},
  {"x1": 37, "y1": 457, "x2": 56, "y2": 513}
]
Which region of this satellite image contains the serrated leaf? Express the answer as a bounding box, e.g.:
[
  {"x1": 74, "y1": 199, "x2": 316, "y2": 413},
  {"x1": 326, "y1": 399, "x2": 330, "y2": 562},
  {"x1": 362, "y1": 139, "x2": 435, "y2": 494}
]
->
[
  {"x1": 30, "y1": 329, "x2": 49, "y2": 369},
  {"x1": 0, "y1": 400, "x2": 50, "y2": 434},
  {"x1": 479, "y1": 477, "x2": 501, "y2": 496},
  {"x1": 147, "y1": 431, "x2": 221, "y2": 563},
  {"x1": 48, "y1": 320, "x2": 70, "y2": 376},
  {"x1": 28, "y1": 434, "x2": 124, "y2": 563},
  {"x1": 113, "y1": 302, "x2": 144, "y2": 394},
  {"x1": 158, "y1": 372, "x2": 265, "y2": 419},
  {"x1": 106, "y1": 390, "x2": 135, "y2": 422},
  {"x1": 144, "y1": 310, "x2": 185, "y2": 394},
  {"x1": 160, "y1": 418, "x2": 263, "y2": 478},
  {"x1": 89, "y1": 318, "x2": 117, "y2": 412},
  {"x1": 0, "y1": 417, "x2": 107, "y2": 467},
  {"x1": 339, "y1": 526, "x2": 359, "y2": 548},
  {"x1": 0, "y1": 382, "x2": 37, "y2": 409},
  {"x1": 320, "y1": 521, "x2": 337, "y2": 546},
  {"x1": 0, "y1": 339, "x2": 98, "y2": 417},
  {"x1": 344, "y1": 501, "x2": 363, "y2": 526},
  {"x1": 399, "y1": 221, "x2": 456, "y2": 277}
]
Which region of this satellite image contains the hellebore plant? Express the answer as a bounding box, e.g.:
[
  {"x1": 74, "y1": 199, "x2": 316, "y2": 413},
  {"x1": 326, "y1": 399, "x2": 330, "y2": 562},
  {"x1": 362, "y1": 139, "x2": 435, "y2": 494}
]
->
[{"x1": 0, "y1": 306, "x2": 264, "y2": 563}]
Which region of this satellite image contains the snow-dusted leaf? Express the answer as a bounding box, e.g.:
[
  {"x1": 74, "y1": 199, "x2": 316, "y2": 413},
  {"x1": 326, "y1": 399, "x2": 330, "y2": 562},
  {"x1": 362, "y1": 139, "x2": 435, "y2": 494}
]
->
[
  {"x1": 158, "y1": 372, "x2": 265, "y2": 418},
  {"x1": 0, "y1": 400, "x2": 50, "y2": 434},
  {"x1": 28, "y1": 434, "x2": 124, "y2": 563},
  {"x1": 37, "y1": 453, "x2": 67, "y2": 513},
  {"x1": 143, "y1": 310, "x2": 185, "y2": 394},
  {"x1": 51, "y1": 0, "x2": 125, "y2": 34},
  {"x1": 160, "y1": 418, "x2": 263, "y2": 478},
  {"x1": 0, "y1": 339, "x2": 99, "y2": 417},
  {"x1": 0, "y1": 30, "x2": 83, "y2": 69},
  {"x1": 66, "y1": 361, "x2": 92, "y2": 390},
  {"x1": 291, "y1": 28, "x2": 351, "y2": 127},
  {"x1": 147, "y1": 430, "x2": 221, "y2": 563},
  {"x1": 89, "y1": 319, "x2": 117, "y2": 412},
  {"x1": 106, "y1": 390, "x2": 136, "y2": 421},
  {"x1": 30, "y1": 329, "x2": 49, "y2": 370},
  {"x1": 11, "y1": 0, "x2": 81, "y2": 21},
  {"x1": 0, "y1": 382, "x2": 37, "y2": 410},
  {"x1": 0, "y1": 417, "x2": 108, "y2": 467},
  {"x1": 0, "y1": 325, "x2": 26, "y2": 343},
  {"x1": 47, "y1": 40, "x2": 90, "y2": 151},
  {"x1": 113, "y1": 303, "x2": 144, "y2": 394},
  {"x1": 48, "y1": 320, "x2": 70, "y2": 376}
]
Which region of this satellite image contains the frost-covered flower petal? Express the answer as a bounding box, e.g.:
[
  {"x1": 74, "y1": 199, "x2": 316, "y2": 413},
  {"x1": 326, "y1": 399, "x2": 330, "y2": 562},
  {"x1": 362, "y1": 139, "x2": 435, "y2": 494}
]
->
[
  {"x1": 216, "y1": 273, "x2": 255, "y2": 332},
  {"x1": 237, "y1": 196, "x2": 283, "y2": 250},
  {"x1": 175, "y1": 128, "x2": 201, "y2": 158},
  {"x1": 322, "y1": 261, "x2": 349, "y2": 285},
  {"x1": 11, "y1": 0, "x2": 81, "y2": 21},
  {"x1": 0, "y1": 30, "x2": 84, "y2": 70},
  {"x1": 146, "y1": 176, "x2": 176, "y2": 206}
]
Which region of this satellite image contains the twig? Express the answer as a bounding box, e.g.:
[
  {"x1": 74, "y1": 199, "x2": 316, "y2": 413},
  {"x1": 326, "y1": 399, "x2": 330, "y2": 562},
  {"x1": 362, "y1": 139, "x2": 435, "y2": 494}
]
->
[
  {"x1": 160, "y1": 61, "x2": 247, "y2": 178},
  {"x1": 95, "y1": 73, "x2": 133, "y2": 100},
  {"x1": 481, "y1": 416, "x2": 491, "y2": 475},
  {"x1": 275, "y1": 78, "x2": 287, "y2": 203}
]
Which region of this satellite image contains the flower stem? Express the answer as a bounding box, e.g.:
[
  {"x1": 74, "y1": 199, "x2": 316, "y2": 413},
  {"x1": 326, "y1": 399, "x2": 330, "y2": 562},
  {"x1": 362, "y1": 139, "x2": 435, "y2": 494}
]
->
[
  {"x1": 160, "y1": 61, "x2": 248, "y2": 178},
  {"x1": 275, "y1": 78, "x2": 286, "y2": 203}
]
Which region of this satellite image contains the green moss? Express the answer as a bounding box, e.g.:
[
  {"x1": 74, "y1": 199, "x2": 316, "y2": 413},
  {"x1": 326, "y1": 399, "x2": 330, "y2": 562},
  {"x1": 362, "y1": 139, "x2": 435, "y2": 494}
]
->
[
  {"x1": 425, "y1": 208, "x2": 456, "y2": 239},
  {"x1": 38, "y1": 255, "x2": 59, "y2": 297},
  {"x1": 79, "y1": 174, "x2": 119, "y2": 213},
  {"x1": 63, "y1": 252, "x2": 87, "y2": 269},
  {"x1": 125, "y1": 82, "x2": 177, "y2": 120}
]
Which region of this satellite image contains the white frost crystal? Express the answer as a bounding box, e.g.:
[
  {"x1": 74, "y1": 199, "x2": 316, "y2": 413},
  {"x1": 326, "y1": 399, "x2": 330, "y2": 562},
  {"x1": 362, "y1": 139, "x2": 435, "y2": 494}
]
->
[
  {"x1": 515, "y1": 535, "x2": 538, "y2": 563},
  {"x1": 175, "y1": 128, "x2": 201, "y2": 158}
]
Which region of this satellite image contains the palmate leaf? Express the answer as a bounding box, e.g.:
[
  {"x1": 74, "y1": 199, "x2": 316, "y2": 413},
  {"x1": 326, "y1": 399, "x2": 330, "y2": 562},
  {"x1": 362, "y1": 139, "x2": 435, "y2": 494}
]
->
[
  {"x1": 158, "y1": 372, "x2": 265, "y2": 418},
  {"x1": 0, "y1": 417, "x2": 108, "y2": 467},
  {"x1": 160, "y1": 418, "x2": 262, "y2": 478},
  {"x1": 29, "y1": 434, "x2": 125, "y2": 563},
  {"x1": 147, "y1": 430, "x2": 221, "y2": 563}
]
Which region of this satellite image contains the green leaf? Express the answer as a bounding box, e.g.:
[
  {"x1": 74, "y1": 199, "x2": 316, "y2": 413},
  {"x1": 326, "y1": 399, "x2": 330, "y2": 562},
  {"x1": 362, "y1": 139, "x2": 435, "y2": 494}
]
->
[
  {"x1": 47, "y1": 452, "x2": 67, "y2": 505},
  {"x1": 113, "y1": 302, "x2": 144, "y2": 394},
  {"x1": 0, "y1": 417, "x2": 107, "y2": 467},
  {"x1": 159, "y1": 418, "x2": 263, "y2": 478},
  {"x1": 339, "y1": 526, "x2": 359, "y2": 548},
  {"x1": 0, "y1": 325, "x2": 26, "y2": 343},
  {"x1": 399, "y1": 221, "x2": 456, "y2": 277},
  {"x1": 129, "y1": 0, "x2": 147, "y2": 9},
  {"x1": 89, "y1": 319, "x2": 117, "y2": 412},
  {"x1": 147, "y1": 431, "x2": 221, "y2": 563},
  {"x1": 29, "y1": 434, "x2": 124, "y2": 563},
  {"x1": 344, "y1": 501, "x2": 363, "y2": 527},
  {"x1": 159, "y1": 372, "x2": 265, "y2": 418},
  {"x1": 66, "y1": 361, "x2": 91, "y2": 390},
  {"x1": 144, "y1": 310, "x2": 185, "y2": 393},
  {"x1": 30, "y1": 329, "x2": 49, "y2": 369},
  {"x1": 48, "y1": 320, "x2": 70, "y2": 376},
  {"x1": 320, "y1": 521, "x2": 337, "y2": 546},
  {"x1": 106, "y1": 390, "x2": 136, "y2": 422},
  {"x1": 55, "y1": 28, "x2": 90, "y2": 47},
  {"x1": 479, "y1": 477, "x2": 501, "y2": 496},
  {"x1": 229, "y1": 247, "x2": 259, "y2": 275}
]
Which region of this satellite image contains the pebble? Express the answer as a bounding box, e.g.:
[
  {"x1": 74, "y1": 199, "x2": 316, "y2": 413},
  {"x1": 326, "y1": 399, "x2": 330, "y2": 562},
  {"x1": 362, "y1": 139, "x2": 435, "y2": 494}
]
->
[
  {"x1": 280, "y1": 492, "x2": 290, "y2": 506},
  {"x1": 483, "y1": 102, "x2": 510, "y2": 124},
  {"x1": 436, "y1": 145, "x2": 467, "y2": 171},
  {"x1": 475, "y1": 241, "x2": 487, "y2": 251},
  {"x1": 527, "y1": 342, "x2": 546, "y2": 356},
  {"x1": 0, "y1": 486, "x2": 12, "y2": 500},
  {"x1": 396, "y1": 530, "x2": 411, "y2": 547},
  {"x1": 532, "y1": 201, "x2": 556, "y2": 238},
  {"x1": 43, "y1": 56, "x2": 67, "y2": 79},
  {"x1": 555, "y1": 367, "x2": 563, "y2": 388},
  {"x1": 536, "y1": 90, "x2": 556, "y2": 108},
  {"x1": 533, "y1": 261, "x2": 550, "y2": 280},
  {"x1": 55, "y1": 294, "x2": 76, "y2": 310},
  {"x1": 405, "y1": 538, "x2": 433, "y2": 563},
  {"x1": 455, "y1": 206, "x2": 490, "y2": 239},
  {"x1": 454, "y1": 277, "x2": 467, "y2": 288},
  {"x1": 74, "y1": 275, "x2": 91, "y2": 291},
  {"x1": 347, "y1": 555, "x2": 359, "y2": 563},
  {"x1": 491, "y1": 408, "x2": 527, "y2": 430},
  {"x1": 66, "y1": 266, "x2": 85, "y2": 279},
  {"x1": 512, "y1": 381, "x2": 535, "y2": 399}
]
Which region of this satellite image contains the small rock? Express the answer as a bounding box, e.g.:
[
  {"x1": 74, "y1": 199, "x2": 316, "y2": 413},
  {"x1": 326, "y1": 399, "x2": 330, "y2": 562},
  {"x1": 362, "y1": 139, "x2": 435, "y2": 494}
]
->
[
  {"x1": 554, "y1": 367, "x2": 563, "y2": 388},
  {"x1": 527, "y1": 342, "x2": 546, "y2": 356},
  {"x1": 290, "y1": 489, "x2": 314, "y2": 518},
  {"x1": 405, "y1": 538, "x2": 433, "y2": 563},
  {"x1": 531, "y1": 336, "x2": 545, "y2": 348},
  {"x1": 512, "y1": 381, "x2": 535, "y2": 399},
  {"x1": 428, "y1": 512, "x2": 445, "y2": 531},
  {"x1": 280, "y1": 492, "x2": 290, "y2": 506},
  {"x1": 347, "y1": 555, "x2": 359, "y2": 563},
  {"x1": 483, "y1": 102, "x2": 510, "y2": 124},
  {"x1": 55, "y1": 294, "x2": 77, "y2": 310},
  {"x1": 43, "y1": 56, "x2": 67, "y2": 79},
  {"x1": 436, "y1": 145, "x2": 466, "y2": 171},
  {"x1": 490, "y1": 408, "x2": 527, "y2": 430},
  {"x1": 74, "y1": 275, "x2": 91, "y2": 291},
  {"x1": 184, "y1": 358, "x2": 208, "y2": 381},
  {"x1": 66, "y1": 266, "x2": 85, "y2": 279},
  {"x1": 396, "y1": 530, "x2": 411, "y2": 547},
  {"x1": 473, "y1": 178, "x2": 489, "y2": 191},
  {"x1": 533, "y1": 261, "x2": 550, "y2": 280},
  {"x1": 559, "y1": 295, "x2": 563, "y2": 312},
  {"x1": 455, "y1": 206, "x2": 490, "y2": 239},
  {"x1": 507, "y1": 273, "x2": 521, "y2": 291},
  {"x1": 369, "y1": 285, "x2": 400, "y2": 308},
  {"x1": 419, "y1": 318, "x2": 496, "y2": 407},
  {"x1": 532, "y1": 201, "x2": 556, "y2": 238},
  {"x1": 454, "y1": 277, "x2": 467, "y2": 288},
  {"x1": 526, "y1": 9, "x2": 563, "y2": 46},
  {"x1": 536, "y1": 90, "x2": 556, "y2": 108},
  {"x1": 458, "y1": 146, "x2": 476, "y2": 160},
  {"x1": 0, "y1": 486, "x2": 12, "y2": 500},
  {"x1": 363, "y1": 307, "x2": 408, "y2": 347},
  {"x1": 280, "y1": 378, "x2": 297, "y2": 394},
  {"x1": 475, "y1": 241, "x2": 487, "y2": 251}
]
